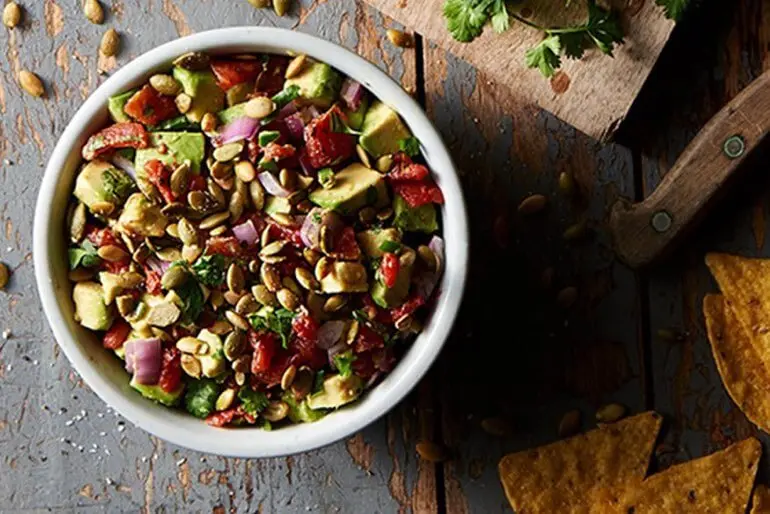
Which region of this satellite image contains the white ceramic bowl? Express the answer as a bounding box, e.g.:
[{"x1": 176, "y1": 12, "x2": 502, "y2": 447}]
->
[{"x1": 34, "y1": 27, "x2": 468, "y2": 457}]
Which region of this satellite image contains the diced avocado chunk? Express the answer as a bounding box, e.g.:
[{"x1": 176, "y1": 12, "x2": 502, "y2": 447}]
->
[
  {"x1": 343, "y1": 94, "x2": 369, "y2": 131},
  {"x1": 197, "y1": 329, "x2": 226, "y2": 378},
  {"x1": 309, "y1": 163, "x2": 388, "y2": 215},
  {"x1": 130, "y1": 377, "x2": 184, "y2": 407},
  {"x1": 284, "y1": 61, "x2": 341, "y2": 108},
  {"x1": 73, "y1": 281, "x2": 113, "y2": 331},
  {"x1": 306, "y1": 374, "x2": 364, "y2": 410},
  {"x1": 316, "y1": 258, "x2": 369, "y2": 294},
  {"x1": 371, "y1": 247, "x2": 416, "y2": 308},
  {"x1": 356, "y1": 228, "x2": 402, "y2": 259},
  {"x1": 172, "y1": 67, "x2": 225, "y2": 122},
  {"x1": 393, "y1": 194, "x2": 438, "y2": 234},
  {"x1": 359, "y1": 101, "x2": 412, "y2": 158},
  {"x1": 135, "y1": 132, "x2": 205, "y2": 175},
  {"x1": 118, "y1": 193, "x2": 169, "y2": 237},
  {"x1": 74, "y1": 160, "x2": 134, "y2": 212},
  {"x1": 217, "y1": 102, "x2": 247, "y2": 125},
  {"x1": 283, "y1": 391, "x2": 328, "y2": 423},
  {"x1": 100, "y1": 272, "x2": 125, "y2": 305},
  {"x1": 264, "y1": 196, "x2": 292, "y2": 215},
  {"x1": 108, "y1": 90, "x2": 136, "y2": 123}
]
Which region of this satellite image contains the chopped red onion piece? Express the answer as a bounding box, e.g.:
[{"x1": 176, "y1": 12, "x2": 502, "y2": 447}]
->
[
  {"x1": 276, "y1": 100, "x2": 298, "y2": 120},
  {"x1": 219, "y1": 116, "x2": 260, "y2": 145},
  {"x1": 298, "y1": 150, "x2": 315, "y2": 175},
  {"x1": 364, "y1": 372, "x2": 381, "y2": 389},
  {"x1": 110, "y1": 154, "x2": 136, "y2": 180},
  {"x1": 124, "y1": 341, "x2": 136, "y2": 373},
  {"x1": 414, "y1": 236, "x2": 445, "y2": 300},
  {"x1": 145, "y1": 256, "x2": 170, "y2": 276},
  {"x1": 284, "y1": 114, "x2": 305, "y2": 140},
  {"x1": 340, "y1": 78, "x2": 365, "y2": 111},
  {"x1": 428, "y1": 235, "x2": 444, "y2": 275},
  {"x1": 301, "y1": 105, "x2": 321, "y2": 120},
  {"x1": 317, "y1": 320, "x2": 346, "y2": 349},
  {"x1": 124, "y1": 338, "x2": 162, "y2": 385},
  {"x1": 257, "y1": 171, "x2": 291, "y2": 198},
  {"x1": 327, "y1": 341, "x2": 348, "y2": 368},
  {"x1": 232, "y1": 219, "x2": 259, "y2": 245}
]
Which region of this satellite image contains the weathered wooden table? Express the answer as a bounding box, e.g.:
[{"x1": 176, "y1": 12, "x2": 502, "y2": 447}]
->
[{"x1": 0, "y1": 0, "x2": 765, "y2": 512}]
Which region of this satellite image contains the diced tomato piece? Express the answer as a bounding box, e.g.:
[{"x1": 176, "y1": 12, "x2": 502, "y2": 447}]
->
[
  {"x1": 372, "y1": 347, "x2": 396, "y2": 373},
  {"x1": 205, "y1": 236, "x2": 243, "y2": 257},
  {"x1": 158, "y1": 347, "x2": 182, "y2": 393},
  {"x1": 255, "y1": 56, "x2": 289, "y2": 96},
  {"x1": 262, "y1": 142, "x2": 296, "y2": 163},
  {"x1": 292, "y1": 311, "x2": 318, "y2": 342},
  {"x1": 210, "y1": 59, "x2": 262, "y2": 91},
  {"x1": 267, "y1": 219, "x2": 304, "y2": 247},
  {"x1": 82, "y1": 122, "x2": 150, "y2": 160},
  {"x1": 103, "y1": 260, "x2": 130, "y2": 274},
  {"x1": 144, "y1": 267, "x2": 162, "y2": 295},
  {"x1": 352, "y1": 352, "x2": 376, "y2": 379},
  {"x1": 249, "y1": 331, "x2": 278, "y2": 374},
  {"x1": 303, "y1": 106, "x2": 356, "y2": 168},
  {"x1": 388, "y1": 153, "x2": 430, "y2": 182},
  {"x1": 124, "y1": 85, "x2": 178, "y2": 126},
  {"x1": 144, "y1": 159, "x2": 176, "y2": 203},
  {"x1": 391, "y1": 180, "x2": 445, "y2": 208},
  {"x1": 206, "y1": 406, "x2": 241, "y2": 427},
  {"x1": 388, "y1": 293, "x2": 425, "y2": 323},
  {"x1": 327, "y1": 227, "x2": 361, "y2": 261},
  {"x1": 86, "y1": 226, "x2": 121, "y2": 248},
  {"x1": 379, "y1": 253, "x2": 400, "y2": 289},
  {"x1": 102, "y1": 320, "x2": 131, "y2": 349},
  {"x1": 353, "y1": 324, "x2": 385, "y2": 354},
  {"x1": 188, "y1": 174, "x2": 206, "y2": 191}
]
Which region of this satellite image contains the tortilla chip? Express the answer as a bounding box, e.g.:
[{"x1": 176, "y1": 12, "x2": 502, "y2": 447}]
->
[
  {"x1": 752, "y1": 485, "x2": 770, "y2": 513},
  {"x1": 498, "y1": 411, "x2": 662, "y2": 514},
  {"x1": 703, "y1": 294, "x2": 770, "y2": 433},
  {"x1": 590, "y1": 438, "x2": 761, "y2": 514}
]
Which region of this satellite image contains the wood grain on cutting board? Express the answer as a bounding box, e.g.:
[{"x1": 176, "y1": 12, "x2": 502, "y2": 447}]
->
[{"x1": 365, "y1": 0, "x2": 676, "y2": 140}]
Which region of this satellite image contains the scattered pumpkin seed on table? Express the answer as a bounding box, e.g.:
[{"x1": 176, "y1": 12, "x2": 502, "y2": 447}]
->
[
  {"x1": 558, "y1": 409, "x2": 581, "y2": 437},
  {"x1": 273, "y1": 0, "x2": 290, "y2": 17},
  {"x1": 247, "y1": 0, "x2": 271, "y2": 7},
  {"x1": 3, "y1": 2, "x2": 21, "y2": 28},
  {"x1": 83, "y1": 0, "x2": 104, "y2": 24},
  {"x1": 596, "y1": 403, "x2": 626, "y2": 423},
  {"x1": 19, "y1": 70, "x2": 44, "y2": 97},
  {"x1": 100, "y1": 28, "x2": 120, "y2": 57},
  {"x1": 387, "y1": 29, "x2": 414, "y2": 48},
  {"x1": 558, "y1": 171, "x2": 575, "y2": 195},
  {"x1": 0, "y1": 262, "x2": 9, "y2": 289},
  {"x1": 416, "y1": 441, "x2": 448, "y2": 462},
  {"x1": 517, "y1": 194, "x2": 547, "y2": 215}
]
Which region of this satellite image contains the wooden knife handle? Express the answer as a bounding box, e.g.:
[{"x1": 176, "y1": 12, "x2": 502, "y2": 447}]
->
[{"x1": 610, "y1": 70, "x2": 770, "y2": 268}]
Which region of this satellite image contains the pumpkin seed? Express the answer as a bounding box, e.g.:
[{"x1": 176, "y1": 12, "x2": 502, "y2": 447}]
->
[
  {"x1": 156, "y1": 247, "x2": 182, "y2": 262},
  {"x1": 481, "y1": 417, "x2": 513, "y2": 437},
  {"x1": 98, "y1": 245, "x2": 127, "y2": 262},
  {"x1": 235, "y1": 294, "x2": 258, "y2": 315},
  {"x1": 121, "y1": 272, "x2": 144, "y2": 288},
  {"x1": 207, "y1": 178, "x2": 226, "y2": 206},
  {"x1": 223, "y1": 331, "x2": 246, "y2": 361},
  {"x1": 149, "y1": 74, "x2": 181, "y2": 96},
  {"x1": 180, "y1": 354, "x2": 201, "y2": 378},
  {"x1": 272, "y1": 0, "x2": 290, "y2": 16},
  {"x1": 558, "y1": 171, "x2": 575, "y2": 195},
  {"x1": 248, "y1": 180, "x2": 265, "y2": 212},
  {"x1": 245, "y1": 96, "x2": 275, "y2": 119},
  {"x1": 132, "y1": 243, "x2": 151, "y2": 264},
  {"x1": 277, "y1": 288, "x2": 300, "y2": 311},
  {"x1": 303, "y1": 248, "x2": 322, "y2": 267},
  {"x1": 161, "y1": 265, "x2": 188, "y2": 290},
  {"x1": 290, "y1": 367, "x2": 313, "y2": 398},
  {"x1": 176, "y1": 337, "x2": 205, "y2": 354},
  {"x1": 99, "y1": 29, "x2": 120, "y2": 57},
  {"x1": 69, "y1": 203, "x2": 87, "y2": 243},
  {"x1": 215, "y1": 388, "x2": 236, "y2": 411},
  {"x1": 232, "y1": 355, "x2": 251, "y2": 374},
  {"x1": 227, "y1": 192, "x2": 244, "y2": 223},
  {"x1": 169, "y1": 162, "x2": 190, "y2": 199},
  {"x1": 417, "y1": 245, "x2": 437, "y2": 271},
  {"x1": 225, "y1": 310, "x2": 250, "y2": 331},
  {"x1": 563, "y1": 220, "x2": 588, "y2": 242},
  {"x1": 226, "y1": 82, "x2": 251, "y2": 106},
  {"x1": 0, "y1": 262, "x2": 8, "y2": 289},
  {"x1": 172, "y1": 52, "x2": 210, "y2": 71},
  {"x1": 323, "y1": 295, "x2": 347, "y2": 313},
  {"x1": 226, "y1": 263, "x2": 245, "y2": 293},
  {"x1": 282, "y1": 276, "x2": 302, "y2": 296},
  {"x1": 3, "y1": 2, "x2": 21, "y2": 28},
  {"x1": 319, "y1": 225, "x2": 333, "y2": 255},
  {"x1": 201, "y1": 112, "x2": 218, "y2": 133},
  {"x1": 213, "y1": 142, "x2": 244, "y2": 163},
  {"x1": 416, "y1": 441, "x2": 447, "y2": 462},
  {"x1": 399, "y1": 248, "x2": 416, "y2": 268},
  {"x1": 596, "y1": 403, "x2": 626, "y2": 424},
  {"x1": 115, "y1": 294, "x2": 137, "y2": 317},
  {"x1": 558, "y1": 409, "x2": 581, "y2": 437},
  {"x1": 188, "y1": 190, "x2": 213, "y2": 213},
  {"x1": 19, "y1": 70, "x2": 44, "y2": 97},
  {"x1": 279, "y1": 168, "x2": 297, "y2": 191},
  {"x1": 175, "y1": 93, "x2": 192, "y2": 114},
  {"x1": 223, "y1": 290, "x2": 244, "y2": 306},
  {"x1": 306, "y1": 291, "x2": 325, "y2": 320},
  {"x1": 295, "y1": 267, "x2": 318, "y2": 291},
  {"x1": 234, "y1": 371, "x2": 246, "y2": 386},
  {"x1": 234, "y1": 161, "x2": 256, "y2": 183},
  {"x1": 518, "y1": 194, "x2": 548, "y2": 215},
  {"x1": 165, "y1": 223, "x2": 180, "y2": 240},
  {"x1": 177, "y1": 218, "x2": 197, "y2": 246},
  {"x1": 556, "y1": 286, "x2": 578, "y2": 309},
  {"x1": 377, "y1": 208, "x2": 394, "y2": 221},
  {"x1": 260, "y1": 226, "x2": 273, "y2": 249},
  {"x1": 387, "y1": 29, "x2": 413, "y2": 48},
  {"x1": 345, "y1": 319, "x2": 360, "y2": 345},
  {"x1": 252, "y1": 284, "x2": 278, "y2": 306},
  {"x1": 247, "y1": 259, "x2": 261, "y2": 274},
  {"x1": 209, "y1": 319, "x2": 233, "y2": 335},
  {"x1": 91, "y1": 201, "x2": 115, "y2": 216},
  {"x1": 261, "y1": 240, "x2": 286, "y2": 257},
  {"x1": 83, "y1": 0, "x2": 104, "y2": 24},
  {"x1": 261, "y1": 254, "x2": 286, "y2": 265},
  {"x1": 285, "y1": 54, "x2": 307, "y2": 79},
  {"x1": 281, "y1": 365, "x2": 297, "y2": 390},
  {"x1": 261, "y1": 401, "x2": 289, "y2": 422},
  {"x1": 358, "y1": 207, "x2": 376, "y2": 224},
  {"x1": 182, "y1": 244, "x2": 202, "y2": 263},
  {"x1": 248, "y1": 0, "x2": 271, "y2": 7},
  {"x1": 269, "y1": 212, "x2": 293, "y2": 226},
  {"x1": 376, "y1": 154, "x2": 393, "y2": 173},
  {"x1": 356, "y1": 145, "x2": 372, "y2": 168},
  {"x1": 200, "y1": 211, "x2": 229, "y2": 230}
]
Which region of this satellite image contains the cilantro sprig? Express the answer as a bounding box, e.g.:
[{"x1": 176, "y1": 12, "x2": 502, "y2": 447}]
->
[
  {"x1": 443, "y1": 0, "x2": 690, "y2": 78},
  {"x1": 248, "y1": 308, "x2": 296, "y2": 349},
  {"x1": 68, "y1": 240, "x2": 101, "y2": 270}
]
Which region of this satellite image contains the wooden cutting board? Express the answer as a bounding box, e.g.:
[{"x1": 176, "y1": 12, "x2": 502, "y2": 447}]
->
[{"x1": 364, "y1": 0, "x2": 677, "y2": 141}]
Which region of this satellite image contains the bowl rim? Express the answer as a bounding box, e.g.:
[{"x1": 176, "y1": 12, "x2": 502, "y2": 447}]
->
[{"x1": 34, "y1": 26, "x2": 469, "y2": 458}]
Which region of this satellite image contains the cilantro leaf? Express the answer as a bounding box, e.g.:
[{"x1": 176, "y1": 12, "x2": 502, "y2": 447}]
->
[
  {"x1": 443, "y1": 0, "x2": 491, "y2": 43},
  {"x1": 68, "y1": 240, "x2": 101, "y2": 270},
  {"x1": 333, "y1": 350, "x2": 356, "y2": 378},
  {"x1": 582, "y1": 0, "x2": 624, "y2": 56},
  {"x1": 175, "y1": 278, "x2": 204, "y2": 324},
  {"x1": 312, "y1": 370, "x2": 326, "y2": 395},
  {"x1": 238, "y1": 387, "x2": 269, "y2": 417},
  {"x1": 379, "y1": 240, "x2": 402, "y2": 253},
  {"x1": 258, "y1": 130, "x2": 281, "y2": 147},
  {"x1": 656, "y1": 0, "x2": 690, "y2": 21},
  {"x1": 398, "y1": 137, "x2": 421, "y2": 157},
  {"x1": 191, "y1": 254, "x2": 226, "y2": 287},
  {"x1": 248, "y1": 308, "x2": 296, "y2": 349},
  {"x1": 184, "y1": 379, "x2": 220, "y2": 418},
  {"x1": 272, "y1": 84, "x2": 300, "y2": 108},
  {"x1": 489, "y1": 0, "x2": 510, "y2": 34},
  {"x1": 525, "y1": 36, "x2": 562, "y2": 78}
]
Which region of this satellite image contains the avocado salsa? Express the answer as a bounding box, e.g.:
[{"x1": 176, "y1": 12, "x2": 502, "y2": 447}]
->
[{"x1": 66, "y1": 51, "x2": 446, "y2": 428}]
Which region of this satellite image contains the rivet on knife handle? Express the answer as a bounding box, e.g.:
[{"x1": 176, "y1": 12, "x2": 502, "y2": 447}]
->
[{"x1": 609, "y1": 69, "x2": 770, "y2": 269}]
